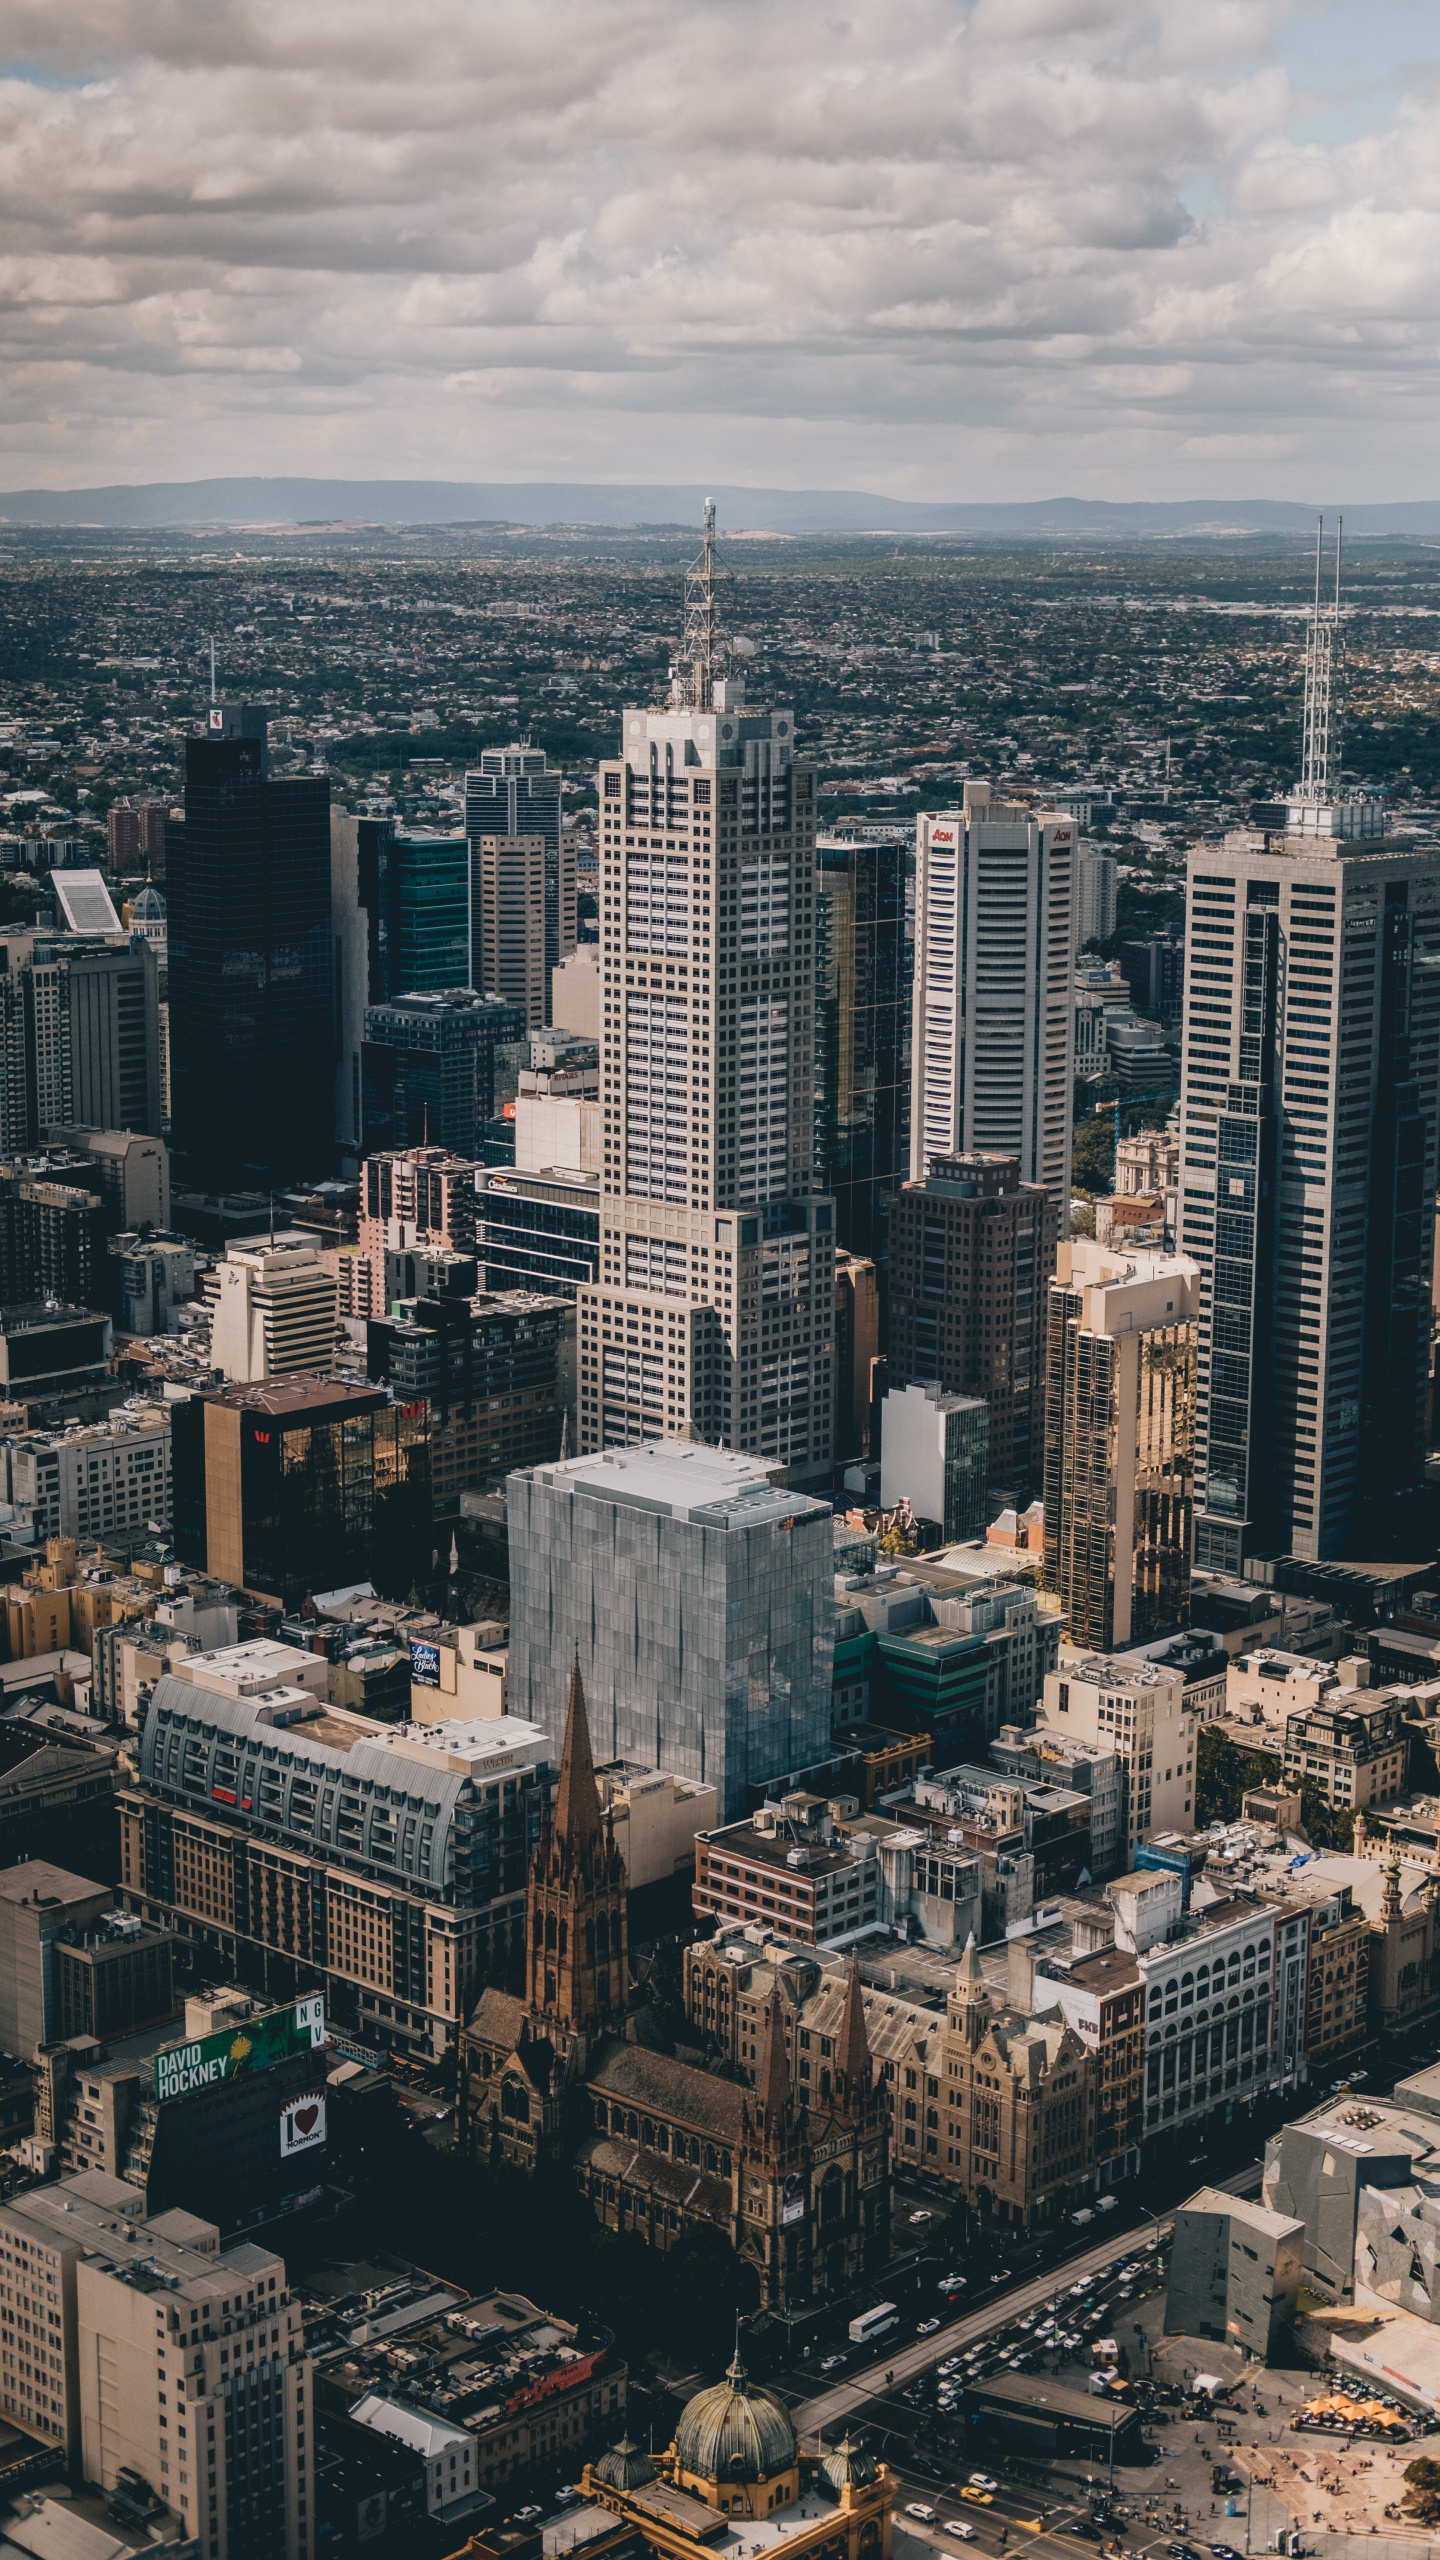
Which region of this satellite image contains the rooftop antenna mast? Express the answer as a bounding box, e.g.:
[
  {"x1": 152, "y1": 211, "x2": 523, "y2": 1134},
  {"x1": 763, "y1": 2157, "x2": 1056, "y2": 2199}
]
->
[
  {"x1": 672, "y1": 499, "x2": 719, "y2": 712},
  {"x1": 1297, "y1": 512, "x2": 1343, "y2": 803},
  {"x1": 209, "y1": 638, "x2": 217, "y2": 705}
]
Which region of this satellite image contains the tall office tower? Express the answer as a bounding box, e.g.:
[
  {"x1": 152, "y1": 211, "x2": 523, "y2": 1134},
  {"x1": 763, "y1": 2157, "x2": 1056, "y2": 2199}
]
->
[
  {"x1": 26, "y1": 934, "x2": 163, "y2": 1136},
  {"x1": 1043, "y1": 1237, "x2": 1200, "y2": 1649},
  {"x1": 169, "y1": 702, "x2": 333, "y2": 1187},
  {"x1": 578, "y1": 504, "x2": 834, "y2": 1470},
  {"x1": 331, "y1": 816, "x2": 473, "y2": 1163},
  {"x1": 1076, "y1": 841, "x2": 1117, "y2": 948},
  {"x1": 478, "y1": 834, "x2": 547, "y2": 1028},
  {"x1": 360, "y1": 987, "x2": 525, "y2": 1158},
  {"x1": 814, "y1": 831, "x2": 910, "y2": 1263},
  {"x1": 886, "y1": 1151, "x2": 1058, "y2": 1503},
  {"x1": 911, "y1": 784, "x2": 1078, "y2": 1210},
  {"x1": 506, "y1": 1441, "x2": 835, "y2": 1816},
  {"x1": 1181, "y1": 525, "x2": 1440, "y2": 1571},
  {"x1": 211, "y1": 1237, "x2": 339, "y2": 1381},
  {"x1": 464, "y1": 745, "x2": 572, "y2": 1007}
]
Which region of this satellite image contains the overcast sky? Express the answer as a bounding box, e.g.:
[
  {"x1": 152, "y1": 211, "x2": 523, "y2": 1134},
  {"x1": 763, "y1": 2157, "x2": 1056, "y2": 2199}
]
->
[{"x1": 1, "y1": 0, "x2": 1436, "y2": 501}]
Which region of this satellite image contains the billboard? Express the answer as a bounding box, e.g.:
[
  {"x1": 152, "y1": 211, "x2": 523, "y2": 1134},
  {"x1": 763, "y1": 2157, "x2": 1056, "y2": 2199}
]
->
[
  {"x1": 280, "y1": 2090, "x2": 327, "y2": 2157},
  {"x1": 410, "y1": 1638, "x2": 442, "y2": 1688},
  {"x1": 154, "y1": 1994, "x2": 325, "y2": 2103}
]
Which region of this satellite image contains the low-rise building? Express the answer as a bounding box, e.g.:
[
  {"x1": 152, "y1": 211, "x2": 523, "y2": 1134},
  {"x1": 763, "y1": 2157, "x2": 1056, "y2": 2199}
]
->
[
  {"x1": 693, "y1": 1797, "x2": 882, "y2": 1948},
  {"x1": 120, "y1": 1644, "x2": 555, "y2": 2054},
  {"x1": 311, "y1": 2283, "x2": 625, "y2": 2496},
  {"x1": 1282, "y1": 1689, "x2": 1410, "y2": 1812},
  {"x1": 1041, "y1": 1653, "x2": 1197, "y2": 1859},
  {"x1": 988, "y1": 1724, "x2": 1125, "y2": 1878},
  {"x1": 1, "y1": 1403, "x2": 172, "y2": 1544},
  {"x1": 1264, "y1": 2094, "x2": 1440, "y2": 2303},
  {"x1": 593, "y1": 1762, "x2": 718, "y2": 1890},
  {"x1": 211, "y1": 1237, "x2": 338, "y2": 1382}
]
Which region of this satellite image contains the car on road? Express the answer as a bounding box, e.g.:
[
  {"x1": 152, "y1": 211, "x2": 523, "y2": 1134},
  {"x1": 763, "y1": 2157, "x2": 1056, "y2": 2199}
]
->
[
  {"x1": 819, "y1": 2354, "x2": 846, "y2": 2373},
  {"x1": 553, "y1": 2490, "x2": 580, "y2": 2509},
  {"x1": 910, "y1": 2208, "x2": 934, "y2": 2224},
  {"x1": 917, "y1": 2317, "x2": 941, "y2": 2335},
  {"x1": 906, "y1": 2505, "x2": 938, "y2": 2524},
  {"x1": 1064, "y1": 2525, "x2": 1099, "y2": 2540},
  {"x1": 944, "y1": 2523, "x2": 977, "y2": 2541},
  {"x1": 513, "y1": 2510, "x2": 542, "y2": 2526},
  {"x1": 938, "y1": 2273, "x2": 967, "y2": 2294},
  {"x1": 1209, "y1": 2546, "x2": 1242, "y2": 2558},
  {"x1": 960, "y1": 2488, "x2": 993, "y2": 2507},
  {"x1": 968, "y1": 2475, "x2": 998, "y2": 2492}
]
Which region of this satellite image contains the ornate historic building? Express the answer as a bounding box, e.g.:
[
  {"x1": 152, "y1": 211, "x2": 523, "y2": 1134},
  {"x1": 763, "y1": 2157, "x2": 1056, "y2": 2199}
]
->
[
  {"x1": 460, "y1": 1663, "x2": 891, "y2": 2306},
  {"x1": 942, "y1": 1935, "x2": 1098, "y2": 2228},
  {"x1": 452, "y1": 2350, "x2": 891, "y2": 2560}
]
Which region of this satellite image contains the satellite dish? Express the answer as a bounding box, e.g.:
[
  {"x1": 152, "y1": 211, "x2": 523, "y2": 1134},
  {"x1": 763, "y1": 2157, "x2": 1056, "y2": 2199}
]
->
[{"x1": 731, "y1": 634, "x2": 758, "y2": 658}]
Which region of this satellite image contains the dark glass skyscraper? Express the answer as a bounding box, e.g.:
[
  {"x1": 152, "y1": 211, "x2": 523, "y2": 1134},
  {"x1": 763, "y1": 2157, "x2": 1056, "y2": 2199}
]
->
[
  {"x1": 358, "y1": 822, "x2": 471, "y2": 999},
  {"x1": 814, "y1": 831, "x2": 911, "y2": 1266},
  {"x1": 361, "y1": 988, "x2": 526, "y2": 1157},
  {"x1": 169, "y1": 704, "x2": 333, "y2": 1186}
]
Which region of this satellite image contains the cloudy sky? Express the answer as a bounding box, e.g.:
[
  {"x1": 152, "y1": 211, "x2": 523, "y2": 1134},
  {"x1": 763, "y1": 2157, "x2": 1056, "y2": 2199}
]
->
[{"x1": 1, "y1": 0, "x2": 1437, "y2": 500}]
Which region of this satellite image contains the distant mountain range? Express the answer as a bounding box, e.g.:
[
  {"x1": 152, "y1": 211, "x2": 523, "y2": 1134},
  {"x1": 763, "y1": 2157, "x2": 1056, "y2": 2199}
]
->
[{"x1": 2, "y1": 476, "x2": 1440, "y2": 536}]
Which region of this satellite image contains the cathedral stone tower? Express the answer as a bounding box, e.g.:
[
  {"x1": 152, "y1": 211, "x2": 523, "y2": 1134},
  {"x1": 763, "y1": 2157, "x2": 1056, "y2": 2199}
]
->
[{"x1": 528, "y1": 1654, "x2": 628, "y2": 2033}]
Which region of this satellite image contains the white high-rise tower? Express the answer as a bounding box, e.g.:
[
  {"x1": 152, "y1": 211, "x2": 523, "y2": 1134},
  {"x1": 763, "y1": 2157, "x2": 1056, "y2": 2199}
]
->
[
  {"x1": 576, "y1": 506, "x2": 834, "y2": 1470},
  {"x1": 1179, "y1": 518, "x2": 1440, "y2": 1571},
  {"x1": 911, "y1": 784, "x2": 1078, "y2": 1208}
]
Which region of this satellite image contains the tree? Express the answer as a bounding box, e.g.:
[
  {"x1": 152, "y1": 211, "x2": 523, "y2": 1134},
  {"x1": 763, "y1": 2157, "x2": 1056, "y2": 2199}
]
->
[
  {"x1": 1403, "y1": 2459, "x2": 1440, "y2": 2525},
  {"x1": 1071, "y1": 1113, "x2": 1116, "y2": 1194}
]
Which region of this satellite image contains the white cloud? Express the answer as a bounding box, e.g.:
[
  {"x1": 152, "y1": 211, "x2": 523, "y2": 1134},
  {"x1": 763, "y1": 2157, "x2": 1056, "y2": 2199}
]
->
[{"x1": 0, "y1": 0, "x2": 1433, "y2": 495}]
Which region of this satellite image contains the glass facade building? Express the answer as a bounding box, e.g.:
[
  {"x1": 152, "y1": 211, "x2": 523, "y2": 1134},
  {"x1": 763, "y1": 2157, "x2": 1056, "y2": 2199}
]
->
[
  {"x1": 169, "y1": 704, "x2": 333, "y2": 1185},
  {"x1": 475, "y1": 1163, "x2": 600, "y2": 1298},
  {"x1": 358, "y1": 822, "x2": 472, "y2": 998},
  {"x1": 814, "y1": 832, "x2": 911, "y2": 1266},
  {"x1": 506, "y1": 1442, "x2": 835, "y2": 1819},
  {"x1": 361, "y1": 988, "x2": 525, "y2": 1158},
  {"x1": 171, "y1": 1374, "x2": 432, "y2": 1606}
]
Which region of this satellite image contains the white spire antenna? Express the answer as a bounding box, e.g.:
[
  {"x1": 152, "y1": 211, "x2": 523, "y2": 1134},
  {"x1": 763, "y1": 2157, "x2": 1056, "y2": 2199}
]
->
[
  {"x1": 1297, "y1": 512, "x2": 1343, "y2": 803},
  {"x1": 671, "y1": 499, "x2": 720, "y2": 711},
  {"x1": 209, "y1": 638, "x2": 217, "y2": 705}
]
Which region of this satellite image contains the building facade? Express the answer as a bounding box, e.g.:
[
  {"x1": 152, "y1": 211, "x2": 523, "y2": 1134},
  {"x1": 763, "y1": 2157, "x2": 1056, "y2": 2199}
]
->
[
  {"x1": 169, "y1": 703, "x2": 333, "y2": 1187},
  {"x1": 813, "y1": 831, "x2": 910, "y2": 1265},
  {"x1": 211, "y1": 1240, "x2": 338, "y2": 1383},
  {"x1": 911, "y1": 786, "x2": 1078, "y2": 1210},
  {"x1": 464, "y1": 747, "x2": 572, "y2": 1009},
  {"x1": 477, "y1": 836, "x2": 547, "y2": 1030},
  {"x1": 506, "y1": 1441, "x2": 835, "y2": 1820},
  {"x1": 578, "y1": 507, "x2": 834, "y2": 1474},
  {"x1": 1178, "y1": 811, "x2": 1440, "y2": 1572},
  {"x1": 1043, "y1": 1239, "x2": 1200, "y2": 1650},
  {"x1": 886, "y1": 1153, "x2": 1058, "y2": 1502},
  {"x1": 171, "y1": 1376, "x2": 432, "y2": 1607},
  {"x1": 119, "y1": 1644, "x2": 554, "y2": 2053},
  {"x1": 361, "y1": 990, "x2": 525, "y2": 1161}
]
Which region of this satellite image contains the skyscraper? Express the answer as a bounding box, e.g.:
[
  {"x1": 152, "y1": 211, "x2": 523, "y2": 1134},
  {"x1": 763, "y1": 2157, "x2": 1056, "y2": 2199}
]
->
[
  {"x1": 578, "y1": 504, "x2": 834, "y2": 1472},
  {"x1": 464, "y1": 745, "x2": 573, "y2": 1006},
  {"x1": 477, "y1": 833, "x2": 546, "y2": 1027},
  {"x1": 886, "y1": 1151, "x2": 1057, "y2": 1503},
  {"x1": 814, "y1": 830, "x2": 910, "y2": 1263},
  {"x1": 1043, "y1": 1237, "x2": 1199, "y2": 1649},
  {"x1": 330, "y1": 816, "x2": 471, "y2": 1166},
  {"x1": 911, "y1": 784, "x2": 1078, "y2": 1210},
  {"x1": 169, "y1": 703, "x2": 333, "y2": 1186},
  {"x1": 1180, "y1": 523, "x2": 1440, "y2": 1570},
  {"x1": 360, "y1": 987, "x2": 525, "y2": 1158}
]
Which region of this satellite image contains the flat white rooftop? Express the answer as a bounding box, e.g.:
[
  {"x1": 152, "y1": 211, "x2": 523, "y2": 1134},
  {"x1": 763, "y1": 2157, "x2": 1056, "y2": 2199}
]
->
[{"x1": 532, "y1": 1439, "x2": 828, "y2": 1528}]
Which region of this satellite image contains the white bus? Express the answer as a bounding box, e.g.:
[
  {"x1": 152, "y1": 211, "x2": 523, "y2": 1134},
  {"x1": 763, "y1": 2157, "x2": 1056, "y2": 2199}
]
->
[{"x1": 848, "y1": 2301, "x2": 899, "y2": 2347}]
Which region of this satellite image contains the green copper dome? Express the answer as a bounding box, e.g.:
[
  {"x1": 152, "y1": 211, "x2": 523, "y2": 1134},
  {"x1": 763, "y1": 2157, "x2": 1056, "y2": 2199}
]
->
[
  {"x1": 821, "y1": 2432, "x2": 879, "y2": 2493},
  {"x1": 673, "y1": 2353, "x2": 798, "y2": 2485},
  {"x1": 593, "y1": 2434, "x2": 655, "y2": 2490}
]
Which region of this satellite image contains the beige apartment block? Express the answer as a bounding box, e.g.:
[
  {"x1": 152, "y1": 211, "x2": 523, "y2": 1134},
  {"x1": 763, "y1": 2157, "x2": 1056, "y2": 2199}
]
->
[{"x1": 1042, "y1": 1653, "x2": 1197, "y2": 1858}]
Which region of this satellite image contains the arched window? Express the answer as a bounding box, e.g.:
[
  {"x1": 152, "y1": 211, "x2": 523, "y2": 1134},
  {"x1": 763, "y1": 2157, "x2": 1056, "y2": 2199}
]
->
[{"x1": 501, "y1": 2079, "x2": 530, "y2": 2123}]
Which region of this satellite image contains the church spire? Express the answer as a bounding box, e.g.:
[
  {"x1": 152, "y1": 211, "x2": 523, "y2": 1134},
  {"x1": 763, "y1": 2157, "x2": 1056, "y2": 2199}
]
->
[{"x1": 554, "y1": 1651, "x2": 603, "y2": 1858}]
